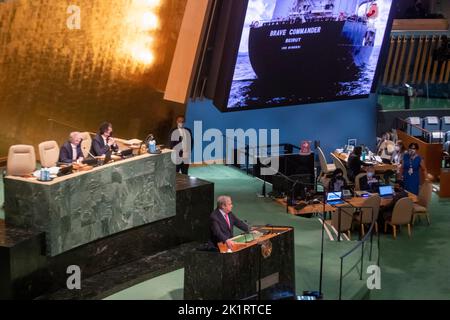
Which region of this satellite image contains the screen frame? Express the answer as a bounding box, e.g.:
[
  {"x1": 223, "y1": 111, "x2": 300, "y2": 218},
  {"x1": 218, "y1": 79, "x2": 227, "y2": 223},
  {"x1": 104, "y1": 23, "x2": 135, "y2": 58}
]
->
[{"x1": 210, "y1": 0, "x2": 398, "y2": 113}]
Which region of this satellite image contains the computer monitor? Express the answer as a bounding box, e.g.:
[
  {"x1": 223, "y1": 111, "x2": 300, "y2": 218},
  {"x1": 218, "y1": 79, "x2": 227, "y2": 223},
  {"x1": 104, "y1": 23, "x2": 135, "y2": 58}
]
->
[{"x1": 379, "y1": 185, "x2": 394, "y2": 197}]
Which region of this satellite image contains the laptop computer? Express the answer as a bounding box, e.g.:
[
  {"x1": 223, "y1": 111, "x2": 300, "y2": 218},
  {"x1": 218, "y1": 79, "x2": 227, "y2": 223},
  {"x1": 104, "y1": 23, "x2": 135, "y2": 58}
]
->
[
  {"x1": 82, "y1": 158, "x2": 98, "y2": 166},
  {"x1": 57, "y1": 165, "x2": 73, "y2": 177},
  {"x1": 379, "y1": 185, "x2": 394, "y2": 198},
  {"x1": 120, "y1": 148, "x2": 133, "y2": 158},
  {"x1": 326, "y1": 192, "x2": 345, "y2": 205}
]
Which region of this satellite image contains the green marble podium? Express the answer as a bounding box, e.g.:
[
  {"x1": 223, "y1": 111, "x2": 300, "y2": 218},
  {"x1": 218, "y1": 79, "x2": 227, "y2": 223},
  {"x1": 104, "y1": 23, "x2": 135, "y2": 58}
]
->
[{"x1": 4, "y1": 150, "x2": 176, "y2": 256}]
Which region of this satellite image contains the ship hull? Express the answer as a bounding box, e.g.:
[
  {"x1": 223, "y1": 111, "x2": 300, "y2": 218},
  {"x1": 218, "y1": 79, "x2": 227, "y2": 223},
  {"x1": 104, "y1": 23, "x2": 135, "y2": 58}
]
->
[{"x1": 248, "y1": 20, "x2": 373, "y2": 82}]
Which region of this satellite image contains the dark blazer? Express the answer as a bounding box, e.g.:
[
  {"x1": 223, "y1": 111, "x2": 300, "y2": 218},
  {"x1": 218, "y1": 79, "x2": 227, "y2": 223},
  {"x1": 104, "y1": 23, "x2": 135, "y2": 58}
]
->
[
  {"x1": 90, "y1": 134, "x2": 118, "y2": 156},
  {"x1": 168, "y1": 127, "x2": 193, "y2": 158},
  {"x1": 59, "y1": 141, "x2": 82, "y2": 164},
  {"x1": 209, "y1": 208, "x2": 249, "y2": 247},
  {"x1": 348, "y1": 154, "x2": 364, "y2": 181}
]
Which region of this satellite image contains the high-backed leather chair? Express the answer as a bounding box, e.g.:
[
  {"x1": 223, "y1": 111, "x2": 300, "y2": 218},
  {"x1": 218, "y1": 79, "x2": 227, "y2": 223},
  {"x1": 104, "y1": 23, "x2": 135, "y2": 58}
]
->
[
  {"x1": 80, "y1": 132, "x2": 93, "y2": 158},
  {"x1": 354, "y1": 194, "x2": 381, "y2": 236},
  {"x1": 354, "y1": 172, "x2": 367, "y2": 191},
  {"x1": 330, "y1": 153, "x2": 351, "y2": 185},
  {"x1": 7, "y1": 145, "x2": 36, "y2": 176},
  {"x1": 38, "y1": 141, "x2": 59, "y2": 167},
  {"x1": 412, "y1": 181, "x2": 433, "y2": 225},
  {"x1": 384, "y1": 197, "x2": 414, "y2": 239},
  {"x1": 331, "y1": 206, "x2": 355, "y2": 240},
  {"x1": 317, "y1": 147, "x2": 336, "y2": 176}
]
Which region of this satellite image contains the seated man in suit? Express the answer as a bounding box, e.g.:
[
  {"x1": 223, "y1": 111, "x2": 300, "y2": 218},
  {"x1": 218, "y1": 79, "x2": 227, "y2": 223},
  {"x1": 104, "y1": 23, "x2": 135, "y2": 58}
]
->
[
  {"x1": 359, "y1": 166, "x2": 380, "y2": 193},
  {"x1": 209, "y1": 195, "x2": 249, "y2": 251},
  {"x1": 91, "y1": 122, "x2": 119, "y2": 156},
  {"x1": 59, "y1": 132, "x2": 84, "y2": 164}
]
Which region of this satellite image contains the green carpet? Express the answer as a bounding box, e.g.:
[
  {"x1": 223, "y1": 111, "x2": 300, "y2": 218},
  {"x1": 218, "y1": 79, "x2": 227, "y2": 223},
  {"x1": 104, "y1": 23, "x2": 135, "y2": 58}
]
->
[
  {"x1": 2, "y1": 165, "x2": 450, "y2": 300},
  {"x1": 105, "y1": 165, "x2": 379, "y2": 300}
]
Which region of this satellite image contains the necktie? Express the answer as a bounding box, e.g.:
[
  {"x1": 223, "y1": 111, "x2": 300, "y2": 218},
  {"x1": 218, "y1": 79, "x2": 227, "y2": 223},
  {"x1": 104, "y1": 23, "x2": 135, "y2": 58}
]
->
[{"x1": 225, "y1": 213, "x2": 231, "y2": 229}]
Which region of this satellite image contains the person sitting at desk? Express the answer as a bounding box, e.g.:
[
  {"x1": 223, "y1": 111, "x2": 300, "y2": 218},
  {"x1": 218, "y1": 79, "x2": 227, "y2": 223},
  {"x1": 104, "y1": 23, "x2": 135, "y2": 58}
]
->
[
  {"x1": 209, "y1": 195, "x2": 250, "y2": 251},
  {"x1": 379, "y1": 181, "x2": 409, "y2": 228},
  {"x1": 328, "y1": 168, "x2": 347, "y2": 192},
  {"x1": 359, "y1": 166, "x2": 380, "y2": 193},
  {"x1": 348, "y1": 146, "x2": 367, "y2": 182},
  {"x1": 91, "y1": 122, "x2": 119, "y2": 156},
  {"x1": 59, "y1": 132, "x2": 84, "y2": 164}
]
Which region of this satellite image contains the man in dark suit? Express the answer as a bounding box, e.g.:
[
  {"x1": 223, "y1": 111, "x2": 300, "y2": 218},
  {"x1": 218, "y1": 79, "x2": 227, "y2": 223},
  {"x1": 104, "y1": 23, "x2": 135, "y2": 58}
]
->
[
  {"x1": 168, "y1": 115, "x2": 193, "y2": 175},
  {"x1": 209, "y1": 195, "x2": 249, "y2": 251},
  {"x1": 59, "y1": 132, "x2": 84, "y2": 163},
  {"x1": 91, "y1": 122, "x2": 119, "y2": 156}
]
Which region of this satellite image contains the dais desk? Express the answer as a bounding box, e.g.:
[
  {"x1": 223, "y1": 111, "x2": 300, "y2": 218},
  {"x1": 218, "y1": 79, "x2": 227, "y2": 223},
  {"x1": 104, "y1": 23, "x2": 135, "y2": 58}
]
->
[{"x1": 4, "y1": 150, "x2": 176, "y2": 256}]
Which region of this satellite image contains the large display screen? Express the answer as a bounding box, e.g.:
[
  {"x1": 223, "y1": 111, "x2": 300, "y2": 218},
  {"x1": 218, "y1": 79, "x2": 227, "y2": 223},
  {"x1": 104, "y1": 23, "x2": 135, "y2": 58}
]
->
[{"x1": 217, "y1": 0, "x2": 394, "y2": 111}]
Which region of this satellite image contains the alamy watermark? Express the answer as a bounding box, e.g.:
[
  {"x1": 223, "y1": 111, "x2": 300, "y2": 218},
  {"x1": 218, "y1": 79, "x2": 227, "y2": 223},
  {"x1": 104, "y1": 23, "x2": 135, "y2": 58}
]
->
[
  {"x1": 367, "y1": 265, "x2": 381, "y2": 290},
  {"x1": 66, "y1": 265, "x2": 81, "y2": 290},
  {"x1": 170, "y1": 121, "x2": 280, "y2": 175},
  {"x1": 67, "y1": 5, "x2": 81, "y2": 30}
]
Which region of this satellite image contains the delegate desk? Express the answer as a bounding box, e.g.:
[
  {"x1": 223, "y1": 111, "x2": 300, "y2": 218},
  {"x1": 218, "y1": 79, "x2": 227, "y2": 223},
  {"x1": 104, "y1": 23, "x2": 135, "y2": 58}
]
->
[
  {"x1": 184, "y1": 227, "x2": 295, "y2": 300},
  {"x1": 332, "y1": 151, "x2": 397, "y2": 173},
  {"x1": 4, "y1": 149, "x2": 175, "y2": 256},
  {"x1": 285, "y1": 193, "x2": 418, "y2": 216}
]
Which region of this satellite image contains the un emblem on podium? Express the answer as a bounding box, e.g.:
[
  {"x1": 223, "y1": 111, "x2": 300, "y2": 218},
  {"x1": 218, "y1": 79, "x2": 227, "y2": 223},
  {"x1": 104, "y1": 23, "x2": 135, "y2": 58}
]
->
[{"x1": 260, "y1": 240, "x2": 273, "y2": 259}]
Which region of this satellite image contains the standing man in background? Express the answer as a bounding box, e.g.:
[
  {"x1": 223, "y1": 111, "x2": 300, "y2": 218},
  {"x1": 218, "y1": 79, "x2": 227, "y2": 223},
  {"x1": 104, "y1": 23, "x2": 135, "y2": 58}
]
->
[{"x1": 169, "y1": 115, "x2": 192, "y2": 175}]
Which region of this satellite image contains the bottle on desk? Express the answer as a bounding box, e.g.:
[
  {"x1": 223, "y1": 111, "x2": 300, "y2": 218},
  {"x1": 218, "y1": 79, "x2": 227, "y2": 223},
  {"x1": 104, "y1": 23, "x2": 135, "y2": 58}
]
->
[
  {"x1": 40, "y1": 168, "x2": 50, "y2": 181},
  {"x1": 148, "y1": 135, "x2": 156, "y2": 153}
]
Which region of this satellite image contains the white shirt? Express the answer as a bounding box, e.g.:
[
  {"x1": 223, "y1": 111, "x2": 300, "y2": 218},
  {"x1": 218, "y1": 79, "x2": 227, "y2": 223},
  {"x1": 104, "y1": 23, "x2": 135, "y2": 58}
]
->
[{"x1": 71, "y1": 143, "x2": 78, "y2": 161}]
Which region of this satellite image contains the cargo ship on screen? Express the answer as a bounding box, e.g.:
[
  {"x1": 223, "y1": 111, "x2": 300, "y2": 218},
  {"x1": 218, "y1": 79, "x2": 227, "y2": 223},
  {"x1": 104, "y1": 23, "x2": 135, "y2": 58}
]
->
[
  {"x1": 248, "y1": 0, "x2": 377, "y2": 81},
  {"x1": 223, "y1": 0, "x2": 392, "y2": 110}
]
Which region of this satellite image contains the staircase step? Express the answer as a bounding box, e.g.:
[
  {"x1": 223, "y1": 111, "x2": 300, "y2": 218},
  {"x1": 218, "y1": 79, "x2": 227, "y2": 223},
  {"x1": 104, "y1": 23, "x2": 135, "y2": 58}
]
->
[{"x1": 39, "y1": 242, "x2": 201, "y2": 300}]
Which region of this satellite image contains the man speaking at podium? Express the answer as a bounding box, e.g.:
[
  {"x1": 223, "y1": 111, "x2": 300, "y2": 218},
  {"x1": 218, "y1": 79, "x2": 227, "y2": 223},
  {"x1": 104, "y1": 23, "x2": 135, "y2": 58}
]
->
[{"x1": 209, "y1": 196, "x2": 249, "y2": 251}]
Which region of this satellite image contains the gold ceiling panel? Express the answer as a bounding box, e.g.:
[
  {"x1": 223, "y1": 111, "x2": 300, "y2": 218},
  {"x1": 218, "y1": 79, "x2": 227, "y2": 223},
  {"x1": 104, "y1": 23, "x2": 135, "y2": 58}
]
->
[{"x1": 0, "y1": 0, "x2": 187, "y2": 157}]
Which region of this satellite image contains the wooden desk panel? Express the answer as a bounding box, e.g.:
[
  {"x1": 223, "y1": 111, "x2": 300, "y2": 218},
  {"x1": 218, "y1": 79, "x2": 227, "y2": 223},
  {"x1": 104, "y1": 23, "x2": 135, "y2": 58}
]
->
[
  {"x1": 440, "y1": 169, "x2": 450, "y2": 198},
  {"x1": 218, "y1": 227, "x2": 292, "y2": 254}
]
